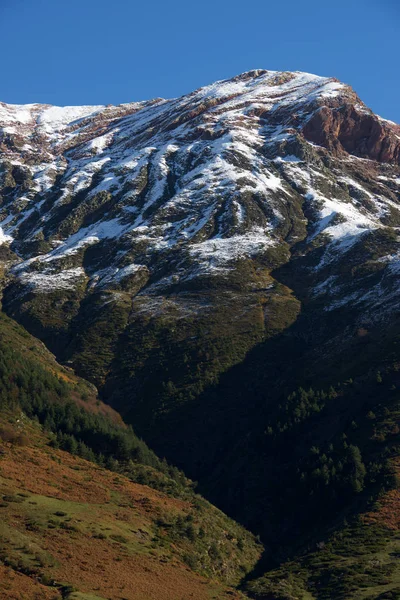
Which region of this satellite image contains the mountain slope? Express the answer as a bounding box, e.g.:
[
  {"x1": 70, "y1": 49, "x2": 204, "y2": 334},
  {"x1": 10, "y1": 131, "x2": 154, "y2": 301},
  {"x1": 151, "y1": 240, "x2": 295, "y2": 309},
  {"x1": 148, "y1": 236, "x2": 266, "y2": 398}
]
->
[
  {"x1": 0, "y1": 310, "x2": 261, "y2": 599},
  {"x1": 0, "y1": 414, "x2": 260, "y2": 600},
  {"x1": 1, "y1": 70, "x2": 399, "y2": 431}
]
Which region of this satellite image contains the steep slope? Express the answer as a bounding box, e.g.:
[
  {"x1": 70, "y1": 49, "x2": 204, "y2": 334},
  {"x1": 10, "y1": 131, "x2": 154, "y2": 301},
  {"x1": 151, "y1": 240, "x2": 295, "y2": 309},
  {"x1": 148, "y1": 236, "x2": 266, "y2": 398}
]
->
[
  {"x1": 0, "y1": 311, "x2": 261, "y2": 598},
  {"x1": 0, "y1": 309, "x2": 182, "y2": 485},
  {"x1": 0, "y1": 415, "x2": 260, "y2": 600}
]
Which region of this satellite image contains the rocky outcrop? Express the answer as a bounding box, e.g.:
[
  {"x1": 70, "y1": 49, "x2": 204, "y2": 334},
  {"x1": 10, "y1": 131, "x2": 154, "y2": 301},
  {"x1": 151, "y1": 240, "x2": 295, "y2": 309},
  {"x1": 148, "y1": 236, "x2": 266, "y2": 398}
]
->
[{"x1": 303, "y1": 103, "x2": 400, "y2": 164}]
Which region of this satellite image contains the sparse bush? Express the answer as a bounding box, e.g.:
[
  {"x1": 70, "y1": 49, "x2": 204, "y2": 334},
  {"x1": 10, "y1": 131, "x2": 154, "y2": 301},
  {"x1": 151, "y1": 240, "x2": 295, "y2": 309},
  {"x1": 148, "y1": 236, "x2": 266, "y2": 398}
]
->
[{"x1": 110, "y1": 534, "x2": 128, "y2": 544}]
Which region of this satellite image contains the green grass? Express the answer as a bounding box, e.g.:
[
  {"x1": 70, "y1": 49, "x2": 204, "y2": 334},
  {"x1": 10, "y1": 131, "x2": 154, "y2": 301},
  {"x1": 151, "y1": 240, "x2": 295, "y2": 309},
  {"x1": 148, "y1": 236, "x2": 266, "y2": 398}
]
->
[
  {"x1": 0, "y1": 416, "x2": 261, "y2": 594},
  {"x1": 245, "y1": 520, "x2": 400, "y2": 600},
  {"x1": 68, "y1": 593, "x2": 107, "y2": 600},
  {"x1": 0, "y1": 519, "x2": 57, "y2": 577}
]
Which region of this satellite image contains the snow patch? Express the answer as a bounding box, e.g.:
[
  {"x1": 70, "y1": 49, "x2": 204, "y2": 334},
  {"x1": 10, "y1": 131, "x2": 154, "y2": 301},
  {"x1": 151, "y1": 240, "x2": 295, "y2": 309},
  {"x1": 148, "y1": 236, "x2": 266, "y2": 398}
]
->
[
  {"x1": 19, "y1": 267, "x2": 86, "y2": 292},
  {"x1": 37, "y1": 105, "x2": 104, "y2": 134},
  {"x1": 190, "y1": 227, "x2": 276, "y2": 269},
  {"x1": 0, "y1": 227, "x2": 13, "y2": 245}
]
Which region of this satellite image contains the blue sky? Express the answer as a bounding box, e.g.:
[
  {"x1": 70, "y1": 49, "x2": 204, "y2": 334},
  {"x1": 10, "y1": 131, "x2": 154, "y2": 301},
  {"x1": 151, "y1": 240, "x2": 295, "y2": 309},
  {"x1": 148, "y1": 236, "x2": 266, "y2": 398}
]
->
[{"x1": 1, "y1": 0, "x2": 398, "y2": 122}]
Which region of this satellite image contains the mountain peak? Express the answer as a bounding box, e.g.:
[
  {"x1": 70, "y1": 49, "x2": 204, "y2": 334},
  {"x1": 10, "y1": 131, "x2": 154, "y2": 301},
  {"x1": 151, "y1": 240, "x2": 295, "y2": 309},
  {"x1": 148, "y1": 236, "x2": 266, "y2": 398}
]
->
[
  {"x1": 190, "y1": 69, "x2": 350, "y2": 107},
  {"x1": 0, "y1": 70, "x2": 398, "y2": 318}
]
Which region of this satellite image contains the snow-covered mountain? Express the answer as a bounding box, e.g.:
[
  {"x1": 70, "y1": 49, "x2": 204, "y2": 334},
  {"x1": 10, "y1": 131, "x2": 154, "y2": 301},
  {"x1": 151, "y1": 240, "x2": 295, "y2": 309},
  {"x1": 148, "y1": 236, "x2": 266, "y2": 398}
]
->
[
  {"x1": 3, "y1": 69, "x2": 400, "y2": 600},
  {"x1": 0, "y1": 69, "x2": 400, "y2": 438},
  {"x1": 1, "y1": 69, "x2": 398, "y2": 297}
]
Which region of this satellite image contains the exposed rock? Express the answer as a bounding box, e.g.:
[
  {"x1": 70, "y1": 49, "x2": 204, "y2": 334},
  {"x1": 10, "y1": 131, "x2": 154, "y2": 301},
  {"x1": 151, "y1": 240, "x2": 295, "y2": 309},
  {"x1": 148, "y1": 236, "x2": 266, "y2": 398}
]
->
[{"x1": 303, "y1": 103, "x2": 400, "y2": 163}]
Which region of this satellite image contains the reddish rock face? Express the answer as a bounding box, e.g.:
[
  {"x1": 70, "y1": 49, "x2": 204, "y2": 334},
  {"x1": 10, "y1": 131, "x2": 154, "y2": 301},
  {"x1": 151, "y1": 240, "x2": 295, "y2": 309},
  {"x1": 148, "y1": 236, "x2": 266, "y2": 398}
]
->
[{"x1": 303, "y1": 104, "x2": 400, "y2": 164}]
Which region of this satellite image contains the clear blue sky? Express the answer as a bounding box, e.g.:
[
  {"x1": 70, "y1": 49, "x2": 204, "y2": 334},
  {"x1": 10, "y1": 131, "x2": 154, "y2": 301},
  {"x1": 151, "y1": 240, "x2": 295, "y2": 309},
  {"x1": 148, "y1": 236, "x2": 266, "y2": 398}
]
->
[{"x1": 1, "y1": 0, "x2": 399, "y2": 123}]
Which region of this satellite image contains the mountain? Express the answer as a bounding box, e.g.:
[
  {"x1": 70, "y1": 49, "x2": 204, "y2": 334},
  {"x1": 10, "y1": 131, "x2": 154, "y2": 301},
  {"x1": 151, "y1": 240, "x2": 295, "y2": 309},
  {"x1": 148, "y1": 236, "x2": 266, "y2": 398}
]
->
[
  {"x1": 1, "y1": 69, "x2": 400, "y2": 599},
  {"x1": 0, "y1": 69, "x2": 398, "y2": 415}
]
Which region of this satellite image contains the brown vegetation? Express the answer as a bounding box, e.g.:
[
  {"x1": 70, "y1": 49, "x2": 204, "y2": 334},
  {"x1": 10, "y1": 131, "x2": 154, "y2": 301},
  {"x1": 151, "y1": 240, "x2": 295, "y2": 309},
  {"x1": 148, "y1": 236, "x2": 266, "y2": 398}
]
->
[
  {"x1": 364, "y1": 457, "x2": 400, "y2": 531},
  {"x1": 0, "y1": 422, "x2": 247, "y2": 600}
]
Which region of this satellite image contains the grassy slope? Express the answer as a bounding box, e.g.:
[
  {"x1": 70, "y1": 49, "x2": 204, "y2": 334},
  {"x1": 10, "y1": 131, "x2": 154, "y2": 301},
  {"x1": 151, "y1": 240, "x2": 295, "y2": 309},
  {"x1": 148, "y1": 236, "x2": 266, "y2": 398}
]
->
[
  {"x1": 0, "y1": 310, "x2": 262, "y2": 599},
  {"x1": 0, "y1": 311, "x2": 122, "y2": 425},
  {"x1": 0, "y1": 416, "x2": 259, "y2": 600},
  {"x1": 245, "y1": 482, "x2": 400, "y2": 600}
]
